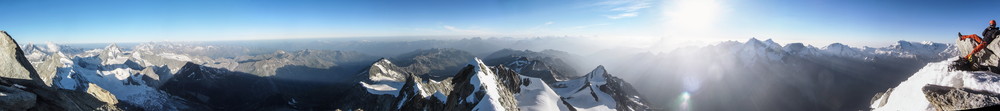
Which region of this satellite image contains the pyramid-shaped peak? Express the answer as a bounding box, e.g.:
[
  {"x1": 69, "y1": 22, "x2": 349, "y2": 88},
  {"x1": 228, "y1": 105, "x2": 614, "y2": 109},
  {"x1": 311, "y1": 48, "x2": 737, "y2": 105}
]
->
[
  {"x1": 586, "y1": 65, "x2": 608, "y2": 80},
  {"x1": 747, "y1": 38, "x2": 762, "y2": 43},
  {"x1": 593, "y1": 65, "x2": 607, "y2": 74}
]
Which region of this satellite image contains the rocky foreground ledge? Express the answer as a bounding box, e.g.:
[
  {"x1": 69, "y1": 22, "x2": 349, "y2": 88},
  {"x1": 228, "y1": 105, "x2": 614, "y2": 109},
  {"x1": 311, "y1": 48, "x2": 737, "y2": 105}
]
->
[{"x1": 871, "y1": 58, "x2": 1000, "y2": 110}]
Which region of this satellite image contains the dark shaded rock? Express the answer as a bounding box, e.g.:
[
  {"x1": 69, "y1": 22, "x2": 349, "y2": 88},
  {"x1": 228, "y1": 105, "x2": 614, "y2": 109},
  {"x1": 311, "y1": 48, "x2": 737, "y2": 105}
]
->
[
  {"x1": 160, "y1": 62, "x2": 282, "y2": 110},
  {"x1": 0, "y1": 85, "x2": 35, "y2": 110}
]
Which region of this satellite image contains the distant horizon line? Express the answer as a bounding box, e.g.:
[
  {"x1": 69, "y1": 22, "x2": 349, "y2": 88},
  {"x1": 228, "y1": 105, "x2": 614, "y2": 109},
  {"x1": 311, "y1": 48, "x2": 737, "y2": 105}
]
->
[{"x1": 17, "y1": 36, "x2": 950, "y2": 50}]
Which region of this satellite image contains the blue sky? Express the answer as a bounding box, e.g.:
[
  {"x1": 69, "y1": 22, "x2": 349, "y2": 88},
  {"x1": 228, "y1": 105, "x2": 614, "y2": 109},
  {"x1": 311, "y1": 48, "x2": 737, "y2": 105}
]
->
[{"x1": 1, "y1": 0, "x2": 998, "y2": 47}]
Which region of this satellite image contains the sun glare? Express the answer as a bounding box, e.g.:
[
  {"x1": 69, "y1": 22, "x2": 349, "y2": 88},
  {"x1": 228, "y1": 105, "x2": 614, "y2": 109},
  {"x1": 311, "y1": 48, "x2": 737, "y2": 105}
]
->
[
  {"x1": 662, "y1": 0, "x2": 724, "y2": 43},
  {"x1": 666, "y1": 0, "x2": 722, "y2": 29}
]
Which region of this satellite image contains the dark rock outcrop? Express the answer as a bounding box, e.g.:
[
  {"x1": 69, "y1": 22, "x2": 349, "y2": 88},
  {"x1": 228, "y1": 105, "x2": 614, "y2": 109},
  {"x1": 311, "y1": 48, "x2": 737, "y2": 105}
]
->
[
  {"x1": 0, "y1": 85, "x2": 36, "y2": 110},
  {"x1": 922, "y1": 84, "x2": 1000, "y2": 110}
]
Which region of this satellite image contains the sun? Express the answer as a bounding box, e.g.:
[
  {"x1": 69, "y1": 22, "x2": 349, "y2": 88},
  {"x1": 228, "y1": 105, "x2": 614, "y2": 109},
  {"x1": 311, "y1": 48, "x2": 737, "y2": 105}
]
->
[
  {"x1": 665, "y1": 0, "x2": 722, "y2": 29},
  {"x1": 661, "y1": 0, "x2": 725, "y2": 43}
]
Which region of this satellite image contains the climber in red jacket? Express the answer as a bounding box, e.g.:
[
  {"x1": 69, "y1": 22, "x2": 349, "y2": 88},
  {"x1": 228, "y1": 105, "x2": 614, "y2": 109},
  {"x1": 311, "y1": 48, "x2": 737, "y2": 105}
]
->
[{"x1": 960, "y1": 20, "x2": 999, "y2": 60}]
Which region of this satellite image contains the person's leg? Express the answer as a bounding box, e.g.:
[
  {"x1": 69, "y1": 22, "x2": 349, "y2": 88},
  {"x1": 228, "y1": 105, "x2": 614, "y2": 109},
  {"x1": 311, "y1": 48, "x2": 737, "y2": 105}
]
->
[
  {"x1": 968, "y1": 43, "x2": 989, "y2": 59},
  {"x1": 960, "y1": 34, "x2": 986, "y2": 60},
  {"x1": 961, "y1": 34, "x2": 984, "y2": 43}
]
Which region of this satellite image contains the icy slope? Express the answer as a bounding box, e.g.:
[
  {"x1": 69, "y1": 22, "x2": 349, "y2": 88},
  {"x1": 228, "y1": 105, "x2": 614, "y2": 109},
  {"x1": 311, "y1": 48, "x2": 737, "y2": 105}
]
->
[
  {"x1": 871, "y1": 57, "x2": 1000, "y2": 110},
  {"x1": 517, "y1": 77, "x2": 571, "y2": 111}
]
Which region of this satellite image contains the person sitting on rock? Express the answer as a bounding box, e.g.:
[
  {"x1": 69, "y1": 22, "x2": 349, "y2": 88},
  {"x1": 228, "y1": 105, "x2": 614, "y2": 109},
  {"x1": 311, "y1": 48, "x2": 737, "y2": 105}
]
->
[{"x1": 959, "y1": 20, "x2": 999, "y2": 60}]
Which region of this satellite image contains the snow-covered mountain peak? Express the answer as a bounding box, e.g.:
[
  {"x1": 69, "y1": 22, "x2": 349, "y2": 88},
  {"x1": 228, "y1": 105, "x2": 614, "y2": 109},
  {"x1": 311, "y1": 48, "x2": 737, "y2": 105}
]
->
[
  {"x1": 444, "y1": 57, "x2": 518, "y2": 111},
  {"x1": 891, "y1": 40, "x2": 951, "y2": 50},
  {"x1": 368, "y1": 58, "x2": 407, "y2": 82},
  {"x1": 587, "y1": 65, "x2": 608, "y2": 82},
  {"x1": 783, "y1": 43, "x2": 821, "y2": 56},
  {"x1": 360, "y1": 58, "x2": 408, "y2": 96},
  {"x1": 823, "y1": 43, "x2": 851, "y2": 50},
  {"x1": 22, "y1": 42, "x2": 41, "y2": 53},
  {"x1": 763, "y1": 38, "x2": 782, "y2": 48},
  {"x1": 747, "y1": 38, "x2": 762, "y2": 44},
  {"x1": 548, "y1": 65, "x2": 651, "y2": 110},
  {"x1": 735, "y1": 38, "x2": 786, "y2": 64},
  {"x1": 104, "y1": 43, "x2": 124, "y2": 55}
]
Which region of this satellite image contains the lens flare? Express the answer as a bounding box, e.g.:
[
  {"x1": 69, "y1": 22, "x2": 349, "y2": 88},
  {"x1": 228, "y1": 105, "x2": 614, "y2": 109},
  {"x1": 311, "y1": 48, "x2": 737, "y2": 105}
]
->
[{"x1": 678, "y1": 91, "x2": 692, "y2": 111}]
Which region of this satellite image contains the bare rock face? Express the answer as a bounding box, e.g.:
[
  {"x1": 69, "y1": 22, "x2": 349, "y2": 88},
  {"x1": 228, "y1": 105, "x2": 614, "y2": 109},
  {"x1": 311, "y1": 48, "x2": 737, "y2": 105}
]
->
[
  {"x1": 922, "y1": 84, "x2": 1000, "y2": 110},
  {"x1": 0, "y1": 30, "x2": 44, "y2": 88},
  {"x1": 84, "y1": 83, "x2": 119, "y2": 107}
]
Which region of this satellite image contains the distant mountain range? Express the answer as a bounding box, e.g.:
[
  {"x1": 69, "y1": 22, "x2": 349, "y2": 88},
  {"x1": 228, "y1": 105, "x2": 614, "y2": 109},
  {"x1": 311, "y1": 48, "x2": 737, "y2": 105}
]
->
[{"x1": 0, "y1": 29, "x2": 963, "y2": 111}]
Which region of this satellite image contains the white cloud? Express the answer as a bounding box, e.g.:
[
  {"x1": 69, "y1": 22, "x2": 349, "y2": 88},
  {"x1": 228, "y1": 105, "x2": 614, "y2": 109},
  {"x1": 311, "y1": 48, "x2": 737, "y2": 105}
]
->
[
  {"x1": 570, "y1": 23, "x2": 611, "y2": 29},
  {"x1": 598, "y1": 0, "x2": 651, "y2": 19},
  {"x1": 610, "y1": 2, "x2": 650, "y2": 12},
  {"x1": 442, "y1": 25, "x2": 490, "y2": 34},
  {"x1": 605, "y1": 12, "x2": 638, "y2": 19},
  {"x1": 442, "y1": 25, "x2": 459, "y2": 30},
  {"x1": 530, "y1": 22, "x2": 555, "y2": 30}
]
